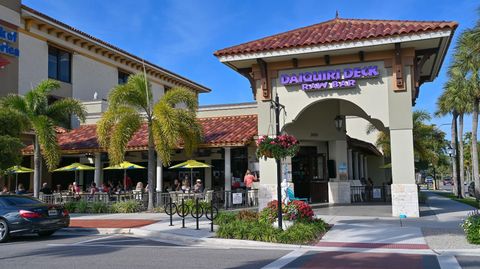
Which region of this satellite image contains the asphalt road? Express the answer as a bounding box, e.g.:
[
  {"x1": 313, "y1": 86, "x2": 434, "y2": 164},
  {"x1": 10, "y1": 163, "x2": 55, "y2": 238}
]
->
[
  {"x1": 0, "y1": 233, "x2": 289, "y2": 269},
  {"x1": 0, "y1": 232, "x2": 475, "y2": 269}
]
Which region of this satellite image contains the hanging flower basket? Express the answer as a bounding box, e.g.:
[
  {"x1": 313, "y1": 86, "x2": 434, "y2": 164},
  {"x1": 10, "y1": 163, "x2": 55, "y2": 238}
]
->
[{"x1": 256, "y1": 134, "x2": 300, "y2": 160}]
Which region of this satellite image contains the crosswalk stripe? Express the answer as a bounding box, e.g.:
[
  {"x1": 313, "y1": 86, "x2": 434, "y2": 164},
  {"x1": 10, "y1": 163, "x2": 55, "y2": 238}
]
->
[{"x1": 261, "y1": 249, "x2": 308, "y2": 269}]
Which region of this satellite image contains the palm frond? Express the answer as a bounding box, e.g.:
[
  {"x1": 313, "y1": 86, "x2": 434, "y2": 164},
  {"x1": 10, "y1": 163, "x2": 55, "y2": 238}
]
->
[
  {"x1": 152, "y1": 87, "x2": 201, "y2": 166},
  {"x1": 108, "y1": 74, "x2": 152, "y2": 113},
  {"x1": 25, "y1": 80, "x2": 60, "y2": 116},
  {"x1": 160, "y1": 87, "x2": 198, "y2": 112},
  {"x1": 31, "y1": 115, "x2": 60, "y2": 170},
  {"x1": 104, "y1": 106, "x2": 143, "y2": 165},
  {"x1": 46, "y1": 98, "x2": 87, "y2": 126},
  {"x1": 96, "y1": 109, "x2": 117, "y2": 149},
  {"x1": 1, "y1": 94, "x2": 29, "y2": 116}
]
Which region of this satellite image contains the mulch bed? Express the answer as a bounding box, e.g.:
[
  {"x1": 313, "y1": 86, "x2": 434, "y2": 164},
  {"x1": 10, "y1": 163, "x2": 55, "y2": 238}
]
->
[{"x1": 69, "y1": 219, "x2": 157, "y2": 228}]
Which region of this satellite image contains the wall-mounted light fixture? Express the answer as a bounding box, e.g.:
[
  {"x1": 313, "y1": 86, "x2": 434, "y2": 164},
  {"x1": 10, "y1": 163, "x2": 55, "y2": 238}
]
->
[{"x1": 334, "y1": 115, "x2": 344, "y2": 131}]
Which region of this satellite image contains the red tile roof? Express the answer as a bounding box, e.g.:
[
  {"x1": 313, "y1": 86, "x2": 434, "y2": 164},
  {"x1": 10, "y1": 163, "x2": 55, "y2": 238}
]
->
[
  {"x1": 214, "y1": 18, "x2": 457, "y2": 57},
  {"x1": 22, "y1": 115, "x2": 258, "y2": 154}
]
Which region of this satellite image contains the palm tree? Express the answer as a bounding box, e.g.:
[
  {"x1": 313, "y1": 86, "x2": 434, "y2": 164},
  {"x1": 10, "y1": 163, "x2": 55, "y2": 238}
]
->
[
  {"x1": 97, "y1": 73, "x2": 201, "y2": 211},
  {"x1": 436, "y1": 67, "x2": 471, "y2": 196},
  {"x1": 367, "y1": 110, "x2": 441, "y2": 162},
  {"x1": 454, "y1": 20, "x2": 480, "y2": 198},
  {"x1": 1, "y1": 80, "x2": 86, "y2": 197}
]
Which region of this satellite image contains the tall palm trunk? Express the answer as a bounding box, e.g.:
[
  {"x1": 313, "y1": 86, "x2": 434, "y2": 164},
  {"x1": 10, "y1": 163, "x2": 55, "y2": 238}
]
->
[
  {"x1": 472, "y1": 99, "x2": 480, "y2": 200},
  {"x1": 459, "y1": 113, "x2": 465, "y2": 196},
  {"x1": 147, "y1": 122, "x2": 155, "y2": 211},
  {"x1": 452, "y1": 113, "x2": 458, "y2": 196},
  {"x1": 33, "y1": 136, "x2": 40, "y2": 198}
]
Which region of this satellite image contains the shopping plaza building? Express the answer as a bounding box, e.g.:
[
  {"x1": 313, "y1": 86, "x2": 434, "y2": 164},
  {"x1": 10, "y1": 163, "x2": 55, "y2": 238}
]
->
[{"x1": 0, "y1": 0, "x2": 457, "y2": 217}]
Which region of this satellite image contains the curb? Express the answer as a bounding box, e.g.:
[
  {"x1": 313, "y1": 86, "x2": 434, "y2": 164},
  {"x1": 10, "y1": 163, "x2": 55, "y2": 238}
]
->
[{"x1": 62, "y1": 227, "x2": 133, "y2": 234}]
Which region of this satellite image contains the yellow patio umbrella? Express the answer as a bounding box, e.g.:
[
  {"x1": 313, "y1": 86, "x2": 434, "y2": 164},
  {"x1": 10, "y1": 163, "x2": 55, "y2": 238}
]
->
[
  {"x1": 169, "y1": 160, "x2": 212, "y2": 187},
  {"x1": 6, "y1": 165, "x2": 34, "y2": 192},
  {"x1": 104, "y1": 161, "x2": 145, "y2": 189},
  {"x1": 53, "y1": 162, "x2": 95, "y2": 185}
]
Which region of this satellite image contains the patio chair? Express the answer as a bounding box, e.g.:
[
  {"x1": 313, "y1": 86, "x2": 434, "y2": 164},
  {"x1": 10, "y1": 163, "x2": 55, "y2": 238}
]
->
[
  {"x1": 287, "y1": 188, "x2": 308, "y2": 203},
  {"x1": 203, "y1": 190, "x2": 214, "y2": 203}
]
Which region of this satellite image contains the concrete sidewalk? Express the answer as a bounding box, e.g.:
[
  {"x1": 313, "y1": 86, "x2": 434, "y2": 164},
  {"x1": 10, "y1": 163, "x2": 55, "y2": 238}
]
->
[
  {"x1": 63, "y1": 191, "x2": 480, "y2": 254},
  {"x1": 415, "y1": 191, "x2": 480, "y2": 251}
]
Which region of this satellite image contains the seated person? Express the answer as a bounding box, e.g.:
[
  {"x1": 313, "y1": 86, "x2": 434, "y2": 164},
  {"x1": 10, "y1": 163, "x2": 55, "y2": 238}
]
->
[
  {"x1": 181, "y1": 179, "x2": 190, "y2": 193},
  {"x1": 39, "y1": 182, "x2": 52, "y2": 195},
  {"x1": 135, "y1": 181, "x2": 144, "y2": 192},
  {"x1": 88, "y1": 182, "x2": 99, "y2": 199},
  {"x1": 193, "y1": 179, "x2": 204, "y2": 193},
  {"x1": 0, "y1": 186, "x2": 9, "y2": 195},
  {"x1": 16, "y1": 184, "x2": 26, "y2": 195}
]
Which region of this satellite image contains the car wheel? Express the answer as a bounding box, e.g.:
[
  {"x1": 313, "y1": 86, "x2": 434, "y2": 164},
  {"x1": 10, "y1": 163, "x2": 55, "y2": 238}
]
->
[
  {"x1": 0, "y1": 219, "x2": 10, "y2": 243},
  {"x1": 38, "y1": 230, "x2": 56, "y2": 237}
]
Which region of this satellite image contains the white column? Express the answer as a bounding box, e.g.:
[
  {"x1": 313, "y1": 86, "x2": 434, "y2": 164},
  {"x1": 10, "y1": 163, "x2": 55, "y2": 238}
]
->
[
  {"x1": 353, "y1": 152, "x2": 359, "y2": 181},
  {"x1": 224, "y1": 147, "x2": 231, "y2": 191},
  {"x1": 359, "y1": 154, "x2": 364, "y2": 179},
  {"x1": 390, "y1": 128, "x2": 419, "y2": 217},
  {"x1": 364, "y1": 156, "x2": 368, "y2": 179},
  {"x1": 205, "y1": 159, "x2": 212, "y2": 190},
  {"x1": 347, "y1": 149, "x2": 353, "y2": 180},
  {"x1": 156, "y1": 158, "x2": 163, "y2": 192},
  {"x1": 94, "y1": 152, "x2": 102, "y2": 186}
]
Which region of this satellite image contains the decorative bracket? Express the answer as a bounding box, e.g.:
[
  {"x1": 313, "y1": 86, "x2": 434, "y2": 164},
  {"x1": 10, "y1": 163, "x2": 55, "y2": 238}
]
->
[
  {"x1": 257, "y1": 58, "x2": 270, "y2": 100},
  {"x1": 394, "y1": 43, "x2": 404, "y2": 89}
]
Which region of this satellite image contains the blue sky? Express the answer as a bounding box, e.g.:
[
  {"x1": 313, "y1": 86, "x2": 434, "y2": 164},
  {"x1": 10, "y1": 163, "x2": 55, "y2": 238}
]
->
[{"x1": 24, "y1": 0, "x2": 478, "y2": 137}]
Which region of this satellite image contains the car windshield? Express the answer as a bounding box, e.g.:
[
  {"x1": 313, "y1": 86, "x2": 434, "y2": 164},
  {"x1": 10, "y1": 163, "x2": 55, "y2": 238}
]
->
[{"x1": 0, "y1": 196, "x2": 43, "y2": 206}]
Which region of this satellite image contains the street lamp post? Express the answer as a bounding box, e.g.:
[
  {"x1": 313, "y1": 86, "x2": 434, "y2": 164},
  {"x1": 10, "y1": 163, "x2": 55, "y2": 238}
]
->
[
  {"x1": 436, "y1": 122, "x2": 463, "y2": 198},
  {"x1": 447, "y1": 142, "x2": 462, "y2": 199},
  {"x1": 271, "y1": 93, "x2": 285, "y2": 230}
]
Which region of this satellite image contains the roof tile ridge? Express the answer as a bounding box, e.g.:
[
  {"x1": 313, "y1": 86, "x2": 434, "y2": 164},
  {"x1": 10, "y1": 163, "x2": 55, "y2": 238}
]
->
[
  {"x1": 335, "y1": 17, "x2": 457, "y2": 25},
  {"x1": 214, "y1": 18, "x2": 338, "y2": 55},
  {"x1": 198, "y1": 114, "x2": 257, "y2": 120}
]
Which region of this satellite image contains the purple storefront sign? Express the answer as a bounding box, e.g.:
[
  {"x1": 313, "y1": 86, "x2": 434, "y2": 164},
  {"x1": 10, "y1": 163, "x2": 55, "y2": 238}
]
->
[{"x1": 280, "y1": 65, "x2": 379, "y2": 91}]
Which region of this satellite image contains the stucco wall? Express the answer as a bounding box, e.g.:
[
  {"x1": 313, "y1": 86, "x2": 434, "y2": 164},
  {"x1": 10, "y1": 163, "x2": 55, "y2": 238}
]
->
[
  {"x1": 367, "y1": 155, "x2": 388, "y2": 184},
  {"x1": 197, "y1": 103, "x2": 258, "y2": 118},
  {"x1": 72, "y1": 53, "x2": 117, "y2": 101},
  {"x1": 276, "y1": 61, "x2": 390, "y2": 129},
  {"x1": 151, "y1": 82, "x2": 165, "y2": 103},
  {"x1": 18, "y1": 32, "x2": 47, "y2": 95},
  {"x1": 346, "y1": 116, "x2": 378, "y2": 146}
]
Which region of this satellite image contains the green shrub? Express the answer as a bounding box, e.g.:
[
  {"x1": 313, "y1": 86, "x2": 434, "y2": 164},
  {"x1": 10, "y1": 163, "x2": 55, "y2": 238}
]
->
[
  {"x1": 214, "y1": 211, "x2": 237, "y2": 226},
  {"x1": 64, "y1": 202, "x2": 76, "y2": 213},
  {"x1": 278, "y1": 220, "x2": 327, "y2": 244},
  {"x1": 110, "y1": 200, "x2": 142, "y2": 213},
  {"x1": 237, "y1": 210, "x2": 259, "y2": 221},
  {"x1": 75, "y1": 201, "x2": 88, "y2": 213},
  {"x1": 216, "y1": 219, "x2": 280, "y2": 242},
  {"x1": 462, "y1": 211, "x2": 480, "y2": 244},
  {"x1": 153, "y1": 206, "x2": 165, "y2": 213},
  {"x1": 91, "y1": 202, "x2": 109, "y2": 213},
  {"x1": 216, "y1": 216, "x2": 328, "y2": 245}
]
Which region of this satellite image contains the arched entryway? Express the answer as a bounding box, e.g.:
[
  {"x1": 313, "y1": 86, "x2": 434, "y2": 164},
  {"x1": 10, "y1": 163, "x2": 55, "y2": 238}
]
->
[{"x1": 281, "y1": 98, "x2": 389, "y2": 205}]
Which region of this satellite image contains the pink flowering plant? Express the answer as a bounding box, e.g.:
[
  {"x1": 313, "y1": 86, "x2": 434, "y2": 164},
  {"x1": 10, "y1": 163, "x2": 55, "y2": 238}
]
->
[
  {"x1": 259, "y1": 200, "x2": 314, "y2": 223},
  {"x1": 256, "y1": 134, "x2": 300, "y2": 160},
  {"x1": 284, "y1": 200, "x2": 314, "y2": 222}
]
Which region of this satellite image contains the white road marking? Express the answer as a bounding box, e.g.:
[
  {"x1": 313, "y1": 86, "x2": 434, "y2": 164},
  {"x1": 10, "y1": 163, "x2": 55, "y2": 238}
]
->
[
  {"x1": 261, "y1": 249, "x2": 308, "y2": 269},
  {"x1": 46, "y1": 243, "x2": 228, "y2": 249},
  {"x1": 437, "y1": 255, "x2": 462, "y2": 269},
  {"x1": 72, "y1": 235, "x2": 118, "y2": 245}
]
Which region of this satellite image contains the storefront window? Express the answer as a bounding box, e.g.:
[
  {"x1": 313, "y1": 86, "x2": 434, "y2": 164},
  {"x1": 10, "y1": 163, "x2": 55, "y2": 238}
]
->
[
  {"x1": 48, "y1": 46, "x2": 71, "y2": 83},
  {"x1": 231, "y1": 147, "x2": 248, "y2": 180},
  {"x1": 118, "y1": 70, "x2": 130, "y2": 85}
]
